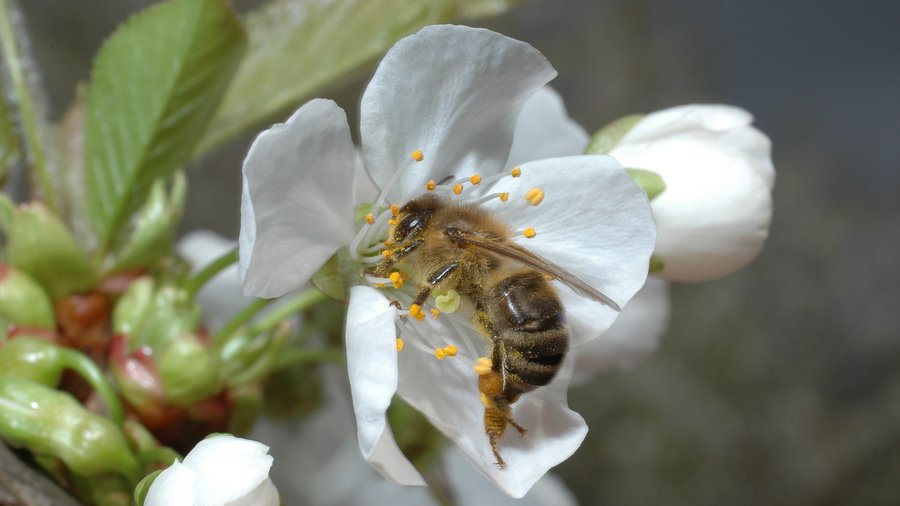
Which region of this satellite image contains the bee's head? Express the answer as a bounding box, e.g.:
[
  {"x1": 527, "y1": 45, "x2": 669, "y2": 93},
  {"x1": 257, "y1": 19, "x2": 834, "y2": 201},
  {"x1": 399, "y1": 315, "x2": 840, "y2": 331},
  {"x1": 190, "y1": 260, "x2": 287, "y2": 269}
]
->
[{"x1": 392, "y1": 194, "x2": 442, "y2": 244}]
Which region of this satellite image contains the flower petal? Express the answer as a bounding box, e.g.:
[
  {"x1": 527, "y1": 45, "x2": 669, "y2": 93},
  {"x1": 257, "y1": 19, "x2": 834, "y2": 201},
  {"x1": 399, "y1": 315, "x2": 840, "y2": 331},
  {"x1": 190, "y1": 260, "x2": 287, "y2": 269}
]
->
[
  {"x1": 479, "y1": 154, "x2": 657, "y2": 346},
  {"x1": 619, "y1": 104, "x2": 775, "y2": 189},
  {"x1": 506, "y1": 87, "x2": 589, "y2": 167},
  {"x1": 145, "y1": 460, "x2": 194, "y2": 506},
  {"x1": 240, "y1": 99, "x2": 358, "y2": 298},
  {"x1": 346, "y1": 285, "x2": 426, "y2": 486},
  {"x1": 611, "y1": 108, "x2": 774, "y2": 281},
  {"x1": 571, "y1": 276, "x2": 670, "y2": 384},
  {"x1": 360, "y1": 24, "x2": 556, "y2": 201},
  {"x1": 395, "y1": 325, "x2": 587, "y2": 498}
]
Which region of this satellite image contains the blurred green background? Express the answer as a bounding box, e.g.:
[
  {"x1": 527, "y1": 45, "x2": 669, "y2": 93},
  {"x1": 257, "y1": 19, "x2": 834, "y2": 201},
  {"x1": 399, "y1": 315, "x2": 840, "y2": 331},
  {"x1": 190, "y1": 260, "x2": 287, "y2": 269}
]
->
[{"x1": 18, "y1": 0, "x2": 900, "y2": 504}]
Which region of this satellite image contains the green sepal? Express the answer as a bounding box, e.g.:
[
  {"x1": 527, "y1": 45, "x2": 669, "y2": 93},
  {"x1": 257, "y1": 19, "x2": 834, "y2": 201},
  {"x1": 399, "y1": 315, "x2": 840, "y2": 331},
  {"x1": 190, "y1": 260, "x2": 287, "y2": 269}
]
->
[
  {"x1": 585, "y1": 114, "x2": 644, "y2": 154},
  {"x1": 112, "y1": 277, "x2": 201, "y2": 351},
  {"x1": 625, "y1": 167, "x2": 666, "y2": 201},
  {"x1": 110, "y1": 172, "x2": 187, "y2": 272},
  {"x1": 311, "y1": 253, "x2": 349, "y2": 303},
  {"x1": 6, "y1": 203, "x2": 95, "y2": 300},
  {"x1": 0, "y1": 264, "x2": 55, "y2": 327},
  {"x1": 158, "y1": 333, "x2": 223, "y2": 406},
  {"x1": 0, "y1": 377, "x2": 141, "y2": 481},
  {"x1": 133, "y1": 469, "x2": 162, "y2": 506},
  {"x1": 649, "y1": 254, "x2": 665, "y2": 273}
]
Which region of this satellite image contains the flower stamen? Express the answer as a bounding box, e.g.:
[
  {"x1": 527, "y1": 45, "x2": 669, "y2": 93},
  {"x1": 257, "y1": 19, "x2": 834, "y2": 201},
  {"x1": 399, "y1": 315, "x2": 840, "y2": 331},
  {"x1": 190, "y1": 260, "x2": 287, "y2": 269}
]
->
[
  {"x1": 525, "y1": 187, "x2": 545, "y2": 206},
  {"x1": 411, "y1": 149, "x2": 424, "y2": 162},
  {"x1": 396, "y1": 338, "x2": 405, "y2": 351},
  {"x1": 523, "y1": 228, "x2": 537, "y2": 239}
]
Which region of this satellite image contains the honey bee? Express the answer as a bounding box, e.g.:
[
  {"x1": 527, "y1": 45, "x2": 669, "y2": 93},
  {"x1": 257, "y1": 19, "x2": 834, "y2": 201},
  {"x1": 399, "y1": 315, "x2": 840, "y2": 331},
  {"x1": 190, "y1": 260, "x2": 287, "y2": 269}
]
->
[{"x1": 370, "y1": 192, "x2": 620, "y2": 468}]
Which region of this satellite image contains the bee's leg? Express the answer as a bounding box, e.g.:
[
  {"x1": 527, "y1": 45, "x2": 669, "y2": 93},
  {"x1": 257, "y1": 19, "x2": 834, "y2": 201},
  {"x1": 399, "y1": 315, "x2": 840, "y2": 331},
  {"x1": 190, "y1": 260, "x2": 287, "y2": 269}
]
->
[
  {"x1": 478, "y1": 368, "x2": 510, "y2": 469},
  {"x1": 366, "y1": 239, "x2": 425, "y2": 277},
  {"x1": 410, "y1": 262, "x2": 461, "y2": 307}
]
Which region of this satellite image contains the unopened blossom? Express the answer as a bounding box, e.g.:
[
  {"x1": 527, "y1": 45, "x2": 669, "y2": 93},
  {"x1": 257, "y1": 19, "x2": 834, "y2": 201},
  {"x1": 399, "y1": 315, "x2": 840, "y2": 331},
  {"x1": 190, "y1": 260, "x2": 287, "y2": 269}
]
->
[
  {"x1": 608, "y1": 105, "x2": 775, "y2": 282},
  {"x1": 240, "y1": 25, "x2": 656, "y2": 497},
  {"x1": 144, "y1": 434, "x2": 279, "y2": 506}
]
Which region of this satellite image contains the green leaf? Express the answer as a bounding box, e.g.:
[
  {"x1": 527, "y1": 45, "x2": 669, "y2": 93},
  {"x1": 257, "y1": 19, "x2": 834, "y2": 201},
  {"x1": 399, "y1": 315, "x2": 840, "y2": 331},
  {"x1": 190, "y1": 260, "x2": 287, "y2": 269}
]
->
[
  {"x1": 585, "y1": 113, "x2": 644, "y2": 155},
  {"x1": 0, "y1": 92, "x2": 20, "y2": 184},
  {"x1": 84, "y1": 0, "x2": 247, "y2": 251},
  {"x1": 195, "y1": 0, "x2": 528, "y2": 156}
]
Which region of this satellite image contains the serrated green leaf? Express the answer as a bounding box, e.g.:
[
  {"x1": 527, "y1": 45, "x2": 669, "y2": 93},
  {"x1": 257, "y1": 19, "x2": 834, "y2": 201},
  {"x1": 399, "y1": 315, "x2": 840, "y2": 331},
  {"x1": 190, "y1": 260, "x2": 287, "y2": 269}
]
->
[
  {"x1": 195, "y1": 0, "x2": 528, "y2": 156},
  {"x1": 0, "y1": 93, "x2": 20, "y2": 184},
  {"x1": 84, "y1": 0, "x2": 246, "y2": 251}
]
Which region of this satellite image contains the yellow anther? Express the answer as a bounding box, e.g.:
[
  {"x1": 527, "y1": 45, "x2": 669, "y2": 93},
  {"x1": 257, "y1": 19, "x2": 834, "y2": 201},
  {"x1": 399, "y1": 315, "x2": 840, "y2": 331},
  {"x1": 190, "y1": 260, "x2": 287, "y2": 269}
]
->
[
  {"x1": 381, "y1": 249, "x2": 393, "y2": 259},
  {"x1": 389, "y1": 272, "x2": 404, "y2": 289},
  {"x1": 388, "y1": 218, "x2": 398, "y2": 226},
  {"x1": 411, "y1": 150, "x2": 424, "y2": 162},
  {"x1": 408, "y1": 304, "x2": 424, "y2": 320},
  {"x1": 470, "y1": 174, "x2": 482, "y2": 185},
  {"x1": 384, "y1": 239, "x2": 393, "y2": 247},
  {"x1": 499, "y1": 192, "x2": 509, "y2": 202},
  {"x1": 474, "y1": 357, "x2": 493, "y2": 376},
  {"x1": 430, "y1": 308, "x2": 441, "y2": 319},
  {"x1": 396, "y1": 338, "x2": 404, "y2": 352},
  {"x1": 453, "y1": 183, "x2": 464, "y2": 195},
  {"x1": 434, "y1": 348, "x2": 446, "y2": 360},
  {"x1": 443, "y1": 345, "x2": 458, "y2": 357},
  {"x1": 511, "y1": 166, "x2": 522, "y2": 177},
  {"x1": 523, "y1": 228, "x2": 537, "y2": 239},
  {"x1": 525, "y1": 187, "x2": 545, "y2": 206},
  {"x1": 390, "y1": 203, "x2": 400, "y2": 216},
  {"x1": 426, "y1": 180, "x2": 437, "y2": 191},
  {"x1": 364, "y1": 213, "x2": 375, "y2": 224}
]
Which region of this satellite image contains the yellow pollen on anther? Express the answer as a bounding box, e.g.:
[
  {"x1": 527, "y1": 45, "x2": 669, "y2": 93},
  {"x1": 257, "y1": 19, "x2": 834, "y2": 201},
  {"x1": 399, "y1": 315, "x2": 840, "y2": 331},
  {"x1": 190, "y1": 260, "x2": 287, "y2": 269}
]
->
[
  {"x1": 511, "y1": 167, "x2": 522, "y2": 177},
  {"x1": 381, "y1": 249, "x2": 393, "y2": 259},
  {"x1": 434, "y1": 348, "x2": 446, "y2": 360},
  {"x1": 453, "y1": 183, "x2": 464, "y2": 195},
  {"x1": 523, "y1": 227, "x2": 537, "y2": 239},
  {"x1": 474, "y1": 357, "x2": 493, "y2": 375},
  {"x1": 389, "y1": 272, "x2": 404, "y2": 289},
  {"x1": 364, "y1": 213, "x2": 375, "y2": 224},
  {"x1": 499, "y1": 192, "x2": 509, "y2": 202},
  {"x1": 426, "y1": 180, "x2": 437, "y2": 191},
  {"x1": 525, "y1": 187, "x2": 545, "y2": 206},
  {"x1": 411, "y1": 150, "x2": 424, "y2": 162},
  {"x1": 443, "y1": 345, "x2": 458, "y2": 357},
  {"x1": 390, "y1": 203, "x2": 400, "y2": 216},
  {"x1": 396, "y1": 338, "x2": 404, "y2": 351},
  {"x1": 430, "y1": 308, "x2": 441, "y2": 319},
  {"x1": 469, "y1": 174, "x2": 482, "y2": 185},
  {"x1": 383, "y1": 239, "x2": 393, "y2": 247},
  {"x1": 408, "y1": 304, "x2": 423, "y2": 320},
  {"x1": 388, "y1": 218, "x2": 398, "y2": 226}
]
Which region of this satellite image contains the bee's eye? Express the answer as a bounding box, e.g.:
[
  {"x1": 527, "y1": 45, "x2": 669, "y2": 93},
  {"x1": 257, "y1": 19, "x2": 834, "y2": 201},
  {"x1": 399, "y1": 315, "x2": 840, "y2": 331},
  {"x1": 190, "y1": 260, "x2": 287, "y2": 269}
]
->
[{"x1": 394, "y1": 212, "x2": 428, "y2": 242}]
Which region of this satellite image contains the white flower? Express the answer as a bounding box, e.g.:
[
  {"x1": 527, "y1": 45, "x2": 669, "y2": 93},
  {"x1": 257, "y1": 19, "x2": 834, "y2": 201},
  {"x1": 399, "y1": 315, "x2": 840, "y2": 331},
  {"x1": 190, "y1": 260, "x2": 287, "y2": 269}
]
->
[
  {"x1": 608, "y1": 105, "x2": 775, "y2": 282},
  {"x1": 239, "y1": 25, "x2": 656, "y2": 497},
  {"x1": 145, "y1": 434, "x2": 279, "y2": 506}
]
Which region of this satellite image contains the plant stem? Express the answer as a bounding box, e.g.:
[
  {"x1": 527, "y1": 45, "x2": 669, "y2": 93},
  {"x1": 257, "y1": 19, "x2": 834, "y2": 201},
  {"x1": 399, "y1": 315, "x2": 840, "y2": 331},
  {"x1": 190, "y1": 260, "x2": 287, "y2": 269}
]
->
[
  {"x1": 184, "y1": 246, "x2": 238, "y2": 298},
  {"x1": 248, "y1": 288, "x2": 327, "y2": 336},
  {"x1": 275, "y1": 348, "x2": 345, "y2": 368},
  {"x1": 213, "y1": 298, "x2": 273, "y2": 343},
  {"x1": 0, "y1": 0, "x2": 56, "y2": 211}
]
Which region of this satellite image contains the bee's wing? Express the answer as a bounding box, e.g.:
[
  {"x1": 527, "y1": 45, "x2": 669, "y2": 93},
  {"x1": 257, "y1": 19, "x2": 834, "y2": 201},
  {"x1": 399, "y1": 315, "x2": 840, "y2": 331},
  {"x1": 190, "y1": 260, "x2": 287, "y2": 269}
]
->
[{"x1": 445, "y1": 228, "x2": 622, "y2": 311}]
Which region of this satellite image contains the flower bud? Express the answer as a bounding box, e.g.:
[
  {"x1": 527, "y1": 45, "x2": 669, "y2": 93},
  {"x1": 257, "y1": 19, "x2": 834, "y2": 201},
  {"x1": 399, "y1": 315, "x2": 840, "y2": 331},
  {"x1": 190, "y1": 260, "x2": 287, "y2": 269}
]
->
[
  {"x1": 602, "y1": 105, "x2": 775, "y2": 281},
  {"x1": 0, "y1": 264, "x2": 55, "y2": 328},
  {"x1": 0, "y1": 377, "x2": 141, "y2": 481},
  {"x1": 143, "y1": 434, "x2": 279, "y2": 506},
  {"x1": 112, "y1": 173, "x2": 187, "y2": 271},
  {"x1": 158, "y1": 331, "x2": 223, "y2": 407},
  {"x1": 5, "y1": 203, "x2": 95, "y2": 300},
  {"x1": 0, "y1": 336, "x2": 124, "y2": 423},
  {"x1": 112, "y1": 277, "x2": 201, "y2": 349}
]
